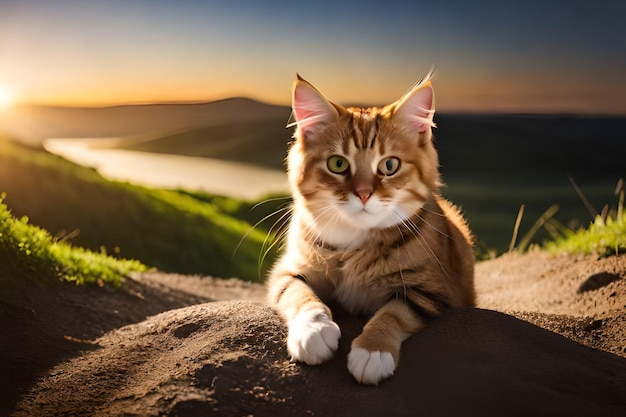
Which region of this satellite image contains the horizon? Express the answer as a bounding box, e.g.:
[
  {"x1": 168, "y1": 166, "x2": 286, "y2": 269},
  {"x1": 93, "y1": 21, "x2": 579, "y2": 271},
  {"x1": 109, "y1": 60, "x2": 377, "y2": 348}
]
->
[
  {"x1": 8, "y1": 96, "x2": 626, "y2": 118},
  {"x1": 1, "y1": 1, "x2": 626, "y2": 115}
]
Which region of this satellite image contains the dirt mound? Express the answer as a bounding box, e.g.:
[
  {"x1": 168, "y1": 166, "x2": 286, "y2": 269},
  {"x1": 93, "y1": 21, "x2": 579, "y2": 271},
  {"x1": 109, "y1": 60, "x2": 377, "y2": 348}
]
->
[
  {"x1": 4, "y1": 252, "x2": 626, "y2": 416},
  {"x1": 12, "y1": 300, "x2": 626, "y2": 417},
  {"x1": 476, "y1": 250, "x2": 626, "y2": 359},
  {"x1": 0, "y1": 272, "x2": 264, "y2": 415}
]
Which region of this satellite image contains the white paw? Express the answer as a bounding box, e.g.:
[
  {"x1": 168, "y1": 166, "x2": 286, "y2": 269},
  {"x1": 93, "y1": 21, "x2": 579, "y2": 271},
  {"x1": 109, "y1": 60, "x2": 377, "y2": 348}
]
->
[
  {"x1": 287, "y1": 308, "x2": 341, "y2": 365},
  {"x1": 347, "y1": 346, "x2": 396, "y2": 385}
]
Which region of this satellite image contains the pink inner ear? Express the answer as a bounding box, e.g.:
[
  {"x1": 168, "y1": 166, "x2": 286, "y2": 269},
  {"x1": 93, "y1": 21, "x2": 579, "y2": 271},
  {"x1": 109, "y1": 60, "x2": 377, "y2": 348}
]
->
[
  {"x1": 413, "y1": 86, "x2": 433, "y2": 133},
  {"x1": 419, "y1": 85, "x2": 434, "y2": 109},
  {"x1": 292, "y1": 83, "x2": 336, "y2": 131},
  {"x1": 416, "y1": 122, "x2": 428, "y2": 133},
  {"x1": 293, "y1": 88, "x2": 319, "y2": 123},
  {"x1": 395, "y1": 83, "x2": 435, "y2": 133}
]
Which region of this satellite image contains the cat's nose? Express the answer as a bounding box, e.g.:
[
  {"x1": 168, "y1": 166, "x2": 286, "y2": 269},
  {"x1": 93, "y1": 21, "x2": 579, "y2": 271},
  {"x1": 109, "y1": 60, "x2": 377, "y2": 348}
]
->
[
  {"x1": 354, "y1": 186, "x2": 373, "y2": 205},
  {"x1": 357, "y1": 193, "x2": 371, "y2": 205}
]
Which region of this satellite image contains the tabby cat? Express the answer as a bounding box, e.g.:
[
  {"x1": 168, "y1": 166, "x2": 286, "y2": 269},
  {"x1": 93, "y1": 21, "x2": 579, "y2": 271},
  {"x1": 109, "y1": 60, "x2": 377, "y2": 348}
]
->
[{"x1": 267, "y1": 73, "x2": 475, "y2": 385}]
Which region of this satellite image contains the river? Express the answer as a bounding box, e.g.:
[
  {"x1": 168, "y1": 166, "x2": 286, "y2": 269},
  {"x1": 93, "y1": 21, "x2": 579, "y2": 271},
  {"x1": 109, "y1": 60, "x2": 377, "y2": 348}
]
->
[{"x1": 44, "y1": 138, "x2": 288, "y2": 200}]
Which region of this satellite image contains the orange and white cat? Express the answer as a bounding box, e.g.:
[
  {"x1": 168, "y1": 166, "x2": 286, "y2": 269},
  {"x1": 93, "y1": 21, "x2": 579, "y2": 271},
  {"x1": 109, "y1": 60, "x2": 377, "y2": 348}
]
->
[{"x1": 267, "y1": 72, "x2": 475, "y2": 385}]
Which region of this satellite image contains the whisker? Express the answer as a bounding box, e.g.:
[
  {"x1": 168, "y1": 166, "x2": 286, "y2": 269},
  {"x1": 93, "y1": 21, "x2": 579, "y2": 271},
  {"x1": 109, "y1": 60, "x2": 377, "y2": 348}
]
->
[
  {"x1": 251, "y1": 196, "x2": 292, "y2": 211},
  {"x1": 418, "y1": 206, "x2": 446, "y2": 217},
  {"x1": 415, "y1": 214, "x2": 452, "y2": 240},
  {"x1": 392, "y1": 223, "x2": 411, "y2": 301},
  {"x1": 233, "y1": 205, "x2": 292, "y2": 258},
  {"x1": 417, "y1": 234, "x2": 450, "y2": 280},
  {"x1": 258, "y1": 207, "x2": 293, "y2": 273},
  {"x1": 393, "y1": 209, "x2": 450, "y2": 280},
  {"x1": 259, "y1": 226, "x2": 290, "y2": 273},
  {"x1": 397, "y1": 200, "x2": 458, "y2": 241},
  {"x1": 306, "y1": 204, "x2": 338, "y2": 243}
]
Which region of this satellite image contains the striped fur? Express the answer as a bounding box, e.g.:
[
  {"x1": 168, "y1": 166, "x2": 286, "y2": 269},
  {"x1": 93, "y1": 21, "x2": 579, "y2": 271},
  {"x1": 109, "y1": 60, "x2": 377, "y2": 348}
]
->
[{"x1": 267, "y1": 74, "x2": 475, "y2": 385}]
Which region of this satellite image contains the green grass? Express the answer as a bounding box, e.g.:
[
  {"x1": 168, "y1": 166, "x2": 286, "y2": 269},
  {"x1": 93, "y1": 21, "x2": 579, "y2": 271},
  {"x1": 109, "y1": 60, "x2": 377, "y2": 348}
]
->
[
  {"x1": 0, "y1": 194, "x2": 147, "y2": 286},
  {"x1": 545, "y1": 213, "x2": 626, "y2": 256},
  {"x1": 0, "y1": 138, "x2": 281, "y2": 281},
  {"x1": 502, "y1": 177, "x2": 626, "y2": 257},
  {"x1": 544, "y1": 183, "x2": 625, "y2": 257}
]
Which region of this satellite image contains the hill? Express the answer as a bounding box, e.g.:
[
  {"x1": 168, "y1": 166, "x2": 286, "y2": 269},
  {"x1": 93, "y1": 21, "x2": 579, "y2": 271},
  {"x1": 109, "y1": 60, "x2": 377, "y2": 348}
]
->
[
  {"x1": 0, "y1": 139, "x2": 283, "y2": 280},
  {"x1": 118, "y1": 115, "x2": 291, "y2": 170},
  {"x1": 0, "y1": 97, "x2": 291, "y2": 145}
]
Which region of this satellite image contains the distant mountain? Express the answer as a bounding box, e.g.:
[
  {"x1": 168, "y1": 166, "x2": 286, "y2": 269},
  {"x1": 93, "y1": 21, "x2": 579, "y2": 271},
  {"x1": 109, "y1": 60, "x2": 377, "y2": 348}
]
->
[
  {"x1": 118, "y1": 116, "x2": 292, "y2": 171},
  {"x1": 0, "y1": 97, "x2": 291, "y2": 145}
]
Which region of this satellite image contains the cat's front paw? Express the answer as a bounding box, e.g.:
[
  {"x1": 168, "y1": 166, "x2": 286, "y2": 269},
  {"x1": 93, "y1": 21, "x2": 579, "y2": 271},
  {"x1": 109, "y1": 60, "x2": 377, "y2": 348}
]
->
[
  {"x1": 287, "y1": 308, "x2": 341, "y2": 365},
  {"x1": 347, "y1": 345, "x2": 396, "y2": 385}
]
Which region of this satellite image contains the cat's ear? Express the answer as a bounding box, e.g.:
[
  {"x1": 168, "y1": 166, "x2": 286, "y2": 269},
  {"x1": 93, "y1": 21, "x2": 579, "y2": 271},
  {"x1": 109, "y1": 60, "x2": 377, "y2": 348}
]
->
[
  {"x1": 291, "y1": 74, "x2": 340, "y2": 134},
  {"x1": 392, "y1": 76, "x2": 436, "y2": 138}
]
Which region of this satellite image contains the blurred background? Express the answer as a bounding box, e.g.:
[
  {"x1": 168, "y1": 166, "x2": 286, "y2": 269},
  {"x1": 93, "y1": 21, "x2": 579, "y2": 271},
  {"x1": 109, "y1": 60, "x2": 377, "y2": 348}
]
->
[{"x1": 1, "y1": 0, "x2": 625, "y2": 278}]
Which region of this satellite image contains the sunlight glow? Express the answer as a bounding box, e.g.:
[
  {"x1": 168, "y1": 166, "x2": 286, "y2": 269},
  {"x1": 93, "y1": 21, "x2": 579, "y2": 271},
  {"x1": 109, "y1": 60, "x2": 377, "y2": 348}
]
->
[{"x1": 0, "y1": 83, "x2": 14, "y2": 109}]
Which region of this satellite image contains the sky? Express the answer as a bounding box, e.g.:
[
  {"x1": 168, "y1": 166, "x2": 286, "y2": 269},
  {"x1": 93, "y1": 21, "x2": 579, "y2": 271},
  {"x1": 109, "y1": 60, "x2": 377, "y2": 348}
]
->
[{"x1": 1, "y1": 0, "x2": 625, "y2": 114}]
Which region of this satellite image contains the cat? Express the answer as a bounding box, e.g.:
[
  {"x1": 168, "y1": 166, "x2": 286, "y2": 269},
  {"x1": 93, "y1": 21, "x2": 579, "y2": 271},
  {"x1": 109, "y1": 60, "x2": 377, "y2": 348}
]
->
[{"x1": 266, "y1": 72, "x2": 475, "y2": 385}]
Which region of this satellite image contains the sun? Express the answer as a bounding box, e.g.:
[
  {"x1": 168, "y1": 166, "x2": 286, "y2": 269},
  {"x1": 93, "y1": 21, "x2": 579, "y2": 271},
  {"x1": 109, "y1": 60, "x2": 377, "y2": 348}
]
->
[{"x1": 0, "y1": 83, "x2": 15, "y2": 109}]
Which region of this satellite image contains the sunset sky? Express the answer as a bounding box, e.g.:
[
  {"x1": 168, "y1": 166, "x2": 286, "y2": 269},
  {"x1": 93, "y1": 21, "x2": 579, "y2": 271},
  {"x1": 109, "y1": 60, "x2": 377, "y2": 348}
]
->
[{"x1": 1, "y1": 0, "x2": 625, "y2": 114}]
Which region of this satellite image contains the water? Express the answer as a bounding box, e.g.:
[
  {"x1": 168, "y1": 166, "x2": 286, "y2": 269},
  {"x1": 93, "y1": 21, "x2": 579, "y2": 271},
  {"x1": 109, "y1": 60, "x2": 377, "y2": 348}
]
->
[{"x1": 44, "y1": 138, "x2": 288, "y2": 200}]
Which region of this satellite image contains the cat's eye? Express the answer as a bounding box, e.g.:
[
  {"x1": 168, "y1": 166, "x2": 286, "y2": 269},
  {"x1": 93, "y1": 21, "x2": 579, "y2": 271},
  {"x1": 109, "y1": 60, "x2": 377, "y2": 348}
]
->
[
  {"x1": 378, "y1": 157, "x2": 400, "y2": 176},
  {"x1": 327, "y1": 156, "x2": 350, "y2": 174}
]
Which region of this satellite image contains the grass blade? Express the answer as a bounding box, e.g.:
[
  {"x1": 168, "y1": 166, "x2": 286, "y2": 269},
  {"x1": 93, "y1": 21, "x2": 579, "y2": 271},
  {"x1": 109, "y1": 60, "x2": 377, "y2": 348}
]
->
[
  {"x1": 517, "y1": 204, "x2": 560, "y2": 253},
  {"x1": 508, "y1": 204, "x2": 524, "y2": 253}
]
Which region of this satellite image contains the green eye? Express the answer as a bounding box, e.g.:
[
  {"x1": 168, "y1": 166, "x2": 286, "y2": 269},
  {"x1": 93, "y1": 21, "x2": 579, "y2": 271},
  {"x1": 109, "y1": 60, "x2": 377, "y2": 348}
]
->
[
  {"x1": 378, "y1": 157, "x2": 400, "y2": 176},
  {"x1": 327, "y1": 155, "x2": 350, "y2": 174}
]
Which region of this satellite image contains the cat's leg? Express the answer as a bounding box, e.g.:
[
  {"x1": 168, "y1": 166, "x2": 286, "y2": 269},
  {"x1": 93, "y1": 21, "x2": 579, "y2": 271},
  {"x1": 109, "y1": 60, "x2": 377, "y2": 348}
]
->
[
  {"x1": 347, "y1": 300, "x2": 422, "y2": 385},
  {"x1": 268, "y1": 274, "x2": 341, "y2": 365}
]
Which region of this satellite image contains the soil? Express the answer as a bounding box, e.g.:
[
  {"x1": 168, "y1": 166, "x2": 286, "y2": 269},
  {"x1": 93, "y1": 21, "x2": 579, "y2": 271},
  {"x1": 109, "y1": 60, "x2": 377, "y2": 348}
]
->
[{"x1": 2, "y1": 250, "x2": 626, "y2": 416}]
